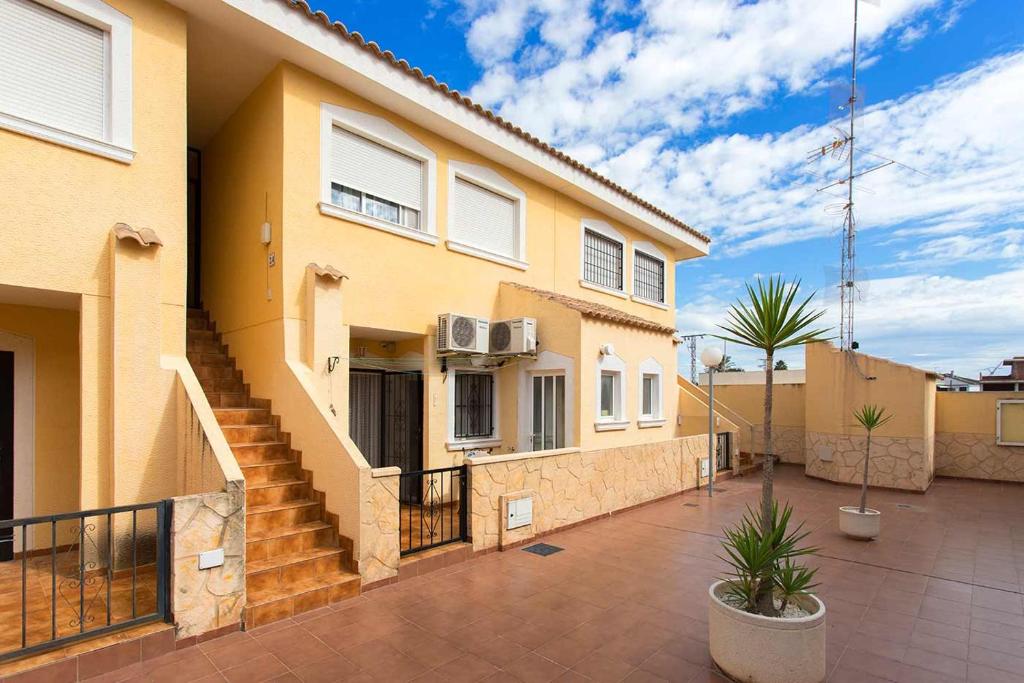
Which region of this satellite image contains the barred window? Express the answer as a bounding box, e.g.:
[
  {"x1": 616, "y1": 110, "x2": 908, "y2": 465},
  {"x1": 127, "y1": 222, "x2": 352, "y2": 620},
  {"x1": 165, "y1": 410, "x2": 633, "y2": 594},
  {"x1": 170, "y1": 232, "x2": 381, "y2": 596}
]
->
[
  {"x1": 634, "y1": 250, "x2": 665, "y2": 303},
  {"x1": 583, "y1": 229, "x2": 623, "y2": 290},
  {"x1": 453, "y1": 373, "x2": 494, "y2": 439}
]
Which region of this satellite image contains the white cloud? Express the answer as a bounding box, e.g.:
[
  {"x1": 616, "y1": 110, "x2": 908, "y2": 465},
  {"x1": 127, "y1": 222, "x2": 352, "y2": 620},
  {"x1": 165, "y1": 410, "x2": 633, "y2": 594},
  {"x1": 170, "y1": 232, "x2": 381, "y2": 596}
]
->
[{"x1": 463, "y1": 0, "x2": 942, "y2": 147}]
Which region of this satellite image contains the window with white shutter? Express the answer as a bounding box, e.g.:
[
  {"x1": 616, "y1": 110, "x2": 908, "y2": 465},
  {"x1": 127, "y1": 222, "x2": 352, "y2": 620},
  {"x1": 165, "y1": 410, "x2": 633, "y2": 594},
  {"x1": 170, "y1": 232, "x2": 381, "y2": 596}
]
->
[
  {"x1": 0, "y1": 0, "x2": 133, "y2": 161},
  {"x1": 451, "y1": 177, "x2": 517, "y2": 259},
  {"x1": 320, "y1": 103, "x2": 437, "y2": 241},
  {"x1": 329, "y1": 126, "x2": 425, "y2": 231},
  {"x1": 445, "y1": 161, "x2": 528, "y2": 268}
]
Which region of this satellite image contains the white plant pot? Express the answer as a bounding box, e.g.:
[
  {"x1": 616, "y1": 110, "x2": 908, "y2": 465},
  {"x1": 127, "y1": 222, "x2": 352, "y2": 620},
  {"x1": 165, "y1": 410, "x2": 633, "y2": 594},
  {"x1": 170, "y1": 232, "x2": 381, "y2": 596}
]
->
[
  {"x1": 839, "y1": 506, "x2": 881, "y2": 540},
  {"x1": 708, "y1": 580, "x2": 826, "y2": 683}
]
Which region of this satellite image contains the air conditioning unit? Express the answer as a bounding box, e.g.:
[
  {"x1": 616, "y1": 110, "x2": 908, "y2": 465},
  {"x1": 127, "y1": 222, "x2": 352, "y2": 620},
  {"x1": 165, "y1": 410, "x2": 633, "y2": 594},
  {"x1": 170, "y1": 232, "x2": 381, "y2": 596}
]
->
[
  {"x1": 489, "y1": 317, "x2": 537, "y2": 355},
  {"x1": 437, "y1": 313, "x2": 489, "y2": 354}
]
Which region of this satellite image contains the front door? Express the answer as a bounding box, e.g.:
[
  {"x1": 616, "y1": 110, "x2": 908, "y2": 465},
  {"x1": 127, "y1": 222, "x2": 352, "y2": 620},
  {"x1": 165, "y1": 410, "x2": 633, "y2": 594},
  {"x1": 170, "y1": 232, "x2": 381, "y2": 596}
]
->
[
  {"x1": 0, "y1": 351, "x2": 13, "y2": 561},
  {"x1": 531, "y1": 373, "x2": 565, "y2": 451}
]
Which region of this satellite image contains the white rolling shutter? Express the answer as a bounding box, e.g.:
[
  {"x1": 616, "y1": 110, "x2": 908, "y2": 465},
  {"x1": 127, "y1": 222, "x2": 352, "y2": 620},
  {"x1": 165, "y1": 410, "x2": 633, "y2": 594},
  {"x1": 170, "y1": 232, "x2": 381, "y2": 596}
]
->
[
  {"x1": 330, "y1": 126, "x2": 424, "y2": 210},
  {"x1": 451, "y1": 177, "x2": 517, "y2": 258},
  {"x1": 0, "y1": 0, "x2": 107, "y2": 141}
]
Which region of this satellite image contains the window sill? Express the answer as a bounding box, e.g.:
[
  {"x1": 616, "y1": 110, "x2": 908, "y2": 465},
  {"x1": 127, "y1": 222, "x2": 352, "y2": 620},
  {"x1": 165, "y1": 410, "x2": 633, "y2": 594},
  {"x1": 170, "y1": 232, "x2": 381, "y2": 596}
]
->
[
  {"x1": 579, "y1": 280, "x2": 627, "y2": 299},
  {"x1": 446, "y1": 438, "x2": 502, "y2": 452},
  {"x1": 0, "y1": 112, "x2": 134, "y2": 164},
  {"x1": 631, "y1": 295, "x2": 669, "y2": 311},
  {"x1": 319, "y1": 202, "x2": 438, "y2": 245},
  {"x1": 637, "y1": 418, "x2": 667, "y2": 428},
  {"x1": 594, "y1": 420, "x2": 629, "y2": 432},
  {"x1": 446, "y1": 240, "x2": 528, "y2": 270}
]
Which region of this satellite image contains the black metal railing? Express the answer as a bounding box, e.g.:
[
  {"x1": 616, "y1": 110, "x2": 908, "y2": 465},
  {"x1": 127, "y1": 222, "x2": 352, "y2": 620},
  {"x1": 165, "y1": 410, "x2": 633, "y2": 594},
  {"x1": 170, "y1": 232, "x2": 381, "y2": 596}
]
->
[
  {"x1": 0, "y1": 500, "x2": 172, "y2": 661},
  {"x1": 399, "y1": 466, "x2": 467, "y2": 556}
]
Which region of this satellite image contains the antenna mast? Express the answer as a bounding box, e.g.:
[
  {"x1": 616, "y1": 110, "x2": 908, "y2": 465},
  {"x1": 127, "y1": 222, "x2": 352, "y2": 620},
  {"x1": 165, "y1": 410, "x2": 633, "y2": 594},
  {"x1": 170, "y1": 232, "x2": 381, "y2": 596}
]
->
[{"x1": 840, "y1": 0, "x2": 860, "y2": 351}]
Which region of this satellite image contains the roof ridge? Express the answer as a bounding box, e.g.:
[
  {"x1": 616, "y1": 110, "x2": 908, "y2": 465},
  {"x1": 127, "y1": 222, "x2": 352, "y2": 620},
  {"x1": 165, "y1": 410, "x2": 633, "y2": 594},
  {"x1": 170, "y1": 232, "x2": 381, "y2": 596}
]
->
[{"x1": 278, "y1": 0, "x2": 709, "y2": 244}]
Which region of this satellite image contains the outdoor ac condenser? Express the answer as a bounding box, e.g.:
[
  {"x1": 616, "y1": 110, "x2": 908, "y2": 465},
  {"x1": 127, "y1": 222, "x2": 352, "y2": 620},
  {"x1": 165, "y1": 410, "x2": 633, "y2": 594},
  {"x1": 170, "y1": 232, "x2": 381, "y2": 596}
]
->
[
  {"x1": 436, "y1": 313, "x2": 489, "y2": 354},
  {"x1": 489, "y1": 317, "x2": 537, "y2": 355}
]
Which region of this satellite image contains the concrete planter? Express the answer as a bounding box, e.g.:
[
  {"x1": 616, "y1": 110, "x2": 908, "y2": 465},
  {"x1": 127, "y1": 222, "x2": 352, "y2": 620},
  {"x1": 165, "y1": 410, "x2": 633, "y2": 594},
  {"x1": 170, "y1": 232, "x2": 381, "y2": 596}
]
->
[
  {"x1": 708, "y1": 580, "x2": 826, "y2": 683},
  {"x1": 839, "y1": 506, "x2": 880, "y2": 540}
]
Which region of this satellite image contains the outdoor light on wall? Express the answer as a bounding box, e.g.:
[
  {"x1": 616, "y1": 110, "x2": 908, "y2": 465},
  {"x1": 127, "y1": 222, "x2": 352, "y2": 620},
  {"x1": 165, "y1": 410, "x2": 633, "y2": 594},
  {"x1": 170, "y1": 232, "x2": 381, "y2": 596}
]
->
[
  {"x1": 701, "y1": 346, "x2": 725, "y2": 497},
  {"x1": 600, "y1": 343, "x2": 616, "y2": 356}
]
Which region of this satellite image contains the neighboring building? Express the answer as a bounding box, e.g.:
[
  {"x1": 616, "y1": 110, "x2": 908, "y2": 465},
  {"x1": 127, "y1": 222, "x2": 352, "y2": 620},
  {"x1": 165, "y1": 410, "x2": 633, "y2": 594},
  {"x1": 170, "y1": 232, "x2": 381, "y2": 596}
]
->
[
  {"x1": 709, "y1": 342, "x2": 1024, "y2": 491},
  {"x1": 0, "y1": 0, "x2": 719, "y2": 666},
  {"x1": 936, "y1": 373, "x2": 980, "y2": 392},
  {"x1": 980, "y1": 356, "x2": 1024, "y2": 392}
]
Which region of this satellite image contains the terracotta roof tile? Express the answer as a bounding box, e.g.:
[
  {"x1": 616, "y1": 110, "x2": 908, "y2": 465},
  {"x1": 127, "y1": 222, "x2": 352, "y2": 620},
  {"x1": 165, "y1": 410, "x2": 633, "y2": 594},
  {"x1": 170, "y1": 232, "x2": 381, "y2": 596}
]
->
[
  {"x1": 504, "y1": 282, "x2": 677, "y2": 336},
  {"x1": 278, "y1": 0, "x2": 709, "y2": 245}
]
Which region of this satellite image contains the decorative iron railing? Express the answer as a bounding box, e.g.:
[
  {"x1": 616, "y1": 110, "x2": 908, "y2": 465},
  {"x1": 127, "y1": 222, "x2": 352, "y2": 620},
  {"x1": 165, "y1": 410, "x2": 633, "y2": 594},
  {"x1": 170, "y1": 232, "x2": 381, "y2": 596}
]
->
[
  {"x1": 0, "y1": 500, "x2": 172, "y2": 661},
  {"x1": 399, "y1": 465, "x2": 467, "y2": 556}
]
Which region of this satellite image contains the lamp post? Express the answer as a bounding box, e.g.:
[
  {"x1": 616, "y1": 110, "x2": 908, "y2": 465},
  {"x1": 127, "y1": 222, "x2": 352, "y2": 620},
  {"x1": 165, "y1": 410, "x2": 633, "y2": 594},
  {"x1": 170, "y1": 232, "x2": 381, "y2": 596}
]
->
[{"x1": 701, "y1": 346, "x2": 725, "y2": 496}]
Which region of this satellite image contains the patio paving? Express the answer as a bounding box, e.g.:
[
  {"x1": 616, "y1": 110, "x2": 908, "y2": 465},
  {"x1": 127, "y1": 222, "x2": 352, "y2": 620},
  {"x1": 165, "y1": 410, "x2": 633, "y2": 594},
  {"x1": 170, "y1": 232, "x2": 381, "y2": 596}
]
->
[{"x1": 91, "y1": 465, "x2": 1024, "y2": 682}]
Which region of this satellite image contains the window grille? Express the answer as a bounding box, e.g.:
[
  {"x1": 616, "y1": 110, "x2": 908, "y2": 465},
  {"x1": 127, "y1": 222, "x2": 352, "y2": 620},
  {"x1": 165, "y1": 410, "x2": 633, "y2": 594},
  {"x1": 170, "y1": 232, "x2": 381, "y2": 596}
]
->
[
  {"x1": 634, "y1": 250, "x2": 665, "y2": 302},
  {"x1": 454, "y1": 373, "x2": 493, "y2": 439},
  {"x1": 583, "y1": 229, "x2": 623, "y2": 290}
]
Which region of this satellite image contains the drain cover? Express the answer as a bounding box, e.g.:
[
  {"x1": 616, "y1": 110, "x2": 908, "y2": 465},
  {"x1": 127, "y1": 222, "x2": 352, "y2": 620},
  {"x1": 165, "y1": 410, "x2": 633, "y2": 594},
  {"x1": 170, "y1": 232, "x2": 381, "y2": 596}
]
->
[
  {"x1": 523, "y1": 543, "x2": 563, "y2": 557},
  {"x1": 896, "y1": 503, "x2": 913, "y2": 510},
  {"x1": 683, "y1": 503, "x2": 699, "y2": 507},
  {"x1": 713, "y1": 487, "x2": 727, "y2": 492}
]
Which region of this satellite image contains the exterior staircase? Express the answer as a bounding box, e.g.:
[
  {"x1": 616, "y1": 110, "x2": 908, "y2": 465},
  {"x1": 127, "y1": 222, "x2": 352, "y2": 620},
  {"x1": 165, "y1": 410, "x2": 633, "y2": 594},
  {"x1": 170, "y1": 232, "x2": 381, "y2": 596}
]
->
[{"x1": 186, "y1": 309, "x2": 360, "y2": 628}]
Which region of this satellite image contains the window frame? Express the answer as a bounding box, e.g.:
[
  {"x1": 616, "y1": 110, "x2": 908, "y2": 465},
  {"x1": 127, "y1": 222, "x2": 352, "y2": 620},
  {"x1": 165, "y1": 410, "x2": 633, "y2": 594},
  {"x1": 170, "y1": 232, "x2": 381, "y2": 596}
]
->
[
  {"x1": 447, "y1": 369, "x2": 500, "y2": 449},
  {"x1": 0, "y1": 0, "x2": 134, "y2": 163},
  {"x1": 319, "y1": 102, "x2": 438, "y2": 244},
  {"x1": 631, "y1": 242, "x2": 669, "y2": 308},
  {"x1": 996, "y1": 399, "x2": 1024, "y2": 447},
  {"x1": 595, "y1": 351, "x2": 627, "y2": 431},
  {"x1": 446, "y1": 160, "x2": 528, "y2": 270},
  {"x1": 580, "y1": 219, "x2": 628, "y2": 298},
  {"x1": 637, "y1": 357, "x2": 666, "y2": 427},
  {"x1": 530, "y1": 372, "x2": 566, "y2": 452}
]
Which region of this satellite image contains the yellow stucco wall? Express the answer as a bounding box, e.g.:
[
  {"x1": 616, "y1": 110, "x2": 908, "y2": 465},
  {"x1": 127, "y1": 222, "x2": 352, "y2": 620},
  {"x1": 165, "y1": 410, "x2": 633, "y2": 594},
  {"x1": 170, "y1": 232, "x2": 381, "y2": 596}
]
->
[
  {"x1": 200, "y1": 60, "x2": 686, "y2": 473},
  {"x1": 804, "y1": 342, "x2": 936, "y2": 490},
  {"x1": 0, "y1": 305, "x2": 80, "y2": 523},
  {"x1": 277, "y1": 63, "x2": 678, "y2": 334},
  {"x1": 713, "y1": 383, "x2": 805, "y2": 428},
  {"x1": 936, "y1": 391, "x2": 1016, "y2": 434},
  {"x1": 0, "y1": 0, "x2": 188, "y2": 512}
]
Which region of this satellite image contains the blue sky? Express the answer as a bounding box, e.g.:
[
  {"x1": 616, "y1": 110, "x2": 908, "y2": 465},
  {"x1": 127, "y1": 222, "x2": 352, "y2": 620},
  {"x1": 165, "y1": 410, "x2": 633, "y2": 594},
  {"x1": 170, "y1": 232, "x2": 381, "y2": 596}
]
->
[{"x1": 309, "y1": 0, "x2": 1023, "y2": 377}]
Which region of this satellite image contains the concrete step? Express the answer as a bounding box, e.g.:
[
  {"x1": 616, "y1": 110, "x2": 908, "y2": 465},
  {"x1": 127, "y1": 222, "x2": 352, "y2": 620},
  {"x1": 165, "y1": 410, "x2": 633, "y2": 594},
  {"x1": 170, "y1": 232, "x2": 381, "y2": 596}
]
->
[
  {"x1": 246, "y1": 480, "x2": 310, "y2": 507},
  {"x1": 244, "y1": 570, "x2": 360, "y2": 629},
  {"x1": 214, "y1": 407, "x2": 272, "y2": 426}
]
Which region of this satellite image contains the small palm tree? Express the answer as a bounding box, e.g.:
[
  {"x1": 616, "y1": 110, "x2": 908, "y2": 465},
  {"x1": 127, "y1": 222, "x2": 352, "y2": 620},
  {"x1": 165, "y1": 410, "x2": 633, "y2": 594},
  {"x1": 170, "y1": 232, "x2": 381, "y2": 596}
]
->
[
  {"x1": 717, "y1": 276, "x2": 829, "y2": 614},
  {"x1": 853, "y1": 405, "x2": 894, "y2": 513}
]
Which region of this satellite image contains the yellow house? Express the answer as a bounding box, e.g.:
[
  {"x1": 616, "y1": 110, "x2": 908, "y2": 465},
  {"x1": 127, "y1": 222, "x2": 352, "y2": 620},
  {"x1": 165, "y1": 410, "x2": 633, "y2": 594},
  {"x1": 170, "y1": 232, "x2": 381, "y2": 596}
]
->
[{"x1": 0, "y1": 0, "x2": 714, "y2": 663}]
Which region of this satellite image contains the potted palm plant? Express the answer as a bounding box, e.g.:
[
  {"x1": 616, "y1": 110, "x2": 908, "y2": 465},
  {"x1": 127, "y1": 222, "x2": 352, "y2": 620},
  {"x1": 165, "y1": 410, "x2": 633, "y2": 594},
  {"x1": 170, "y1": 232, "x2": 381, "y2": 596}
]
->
[
  {"x1": 839, "y1": 404, "x2": 892, "y2": 540},
  {"x1": 708, "y1": 276, "x2": 830, "y2": 683}
]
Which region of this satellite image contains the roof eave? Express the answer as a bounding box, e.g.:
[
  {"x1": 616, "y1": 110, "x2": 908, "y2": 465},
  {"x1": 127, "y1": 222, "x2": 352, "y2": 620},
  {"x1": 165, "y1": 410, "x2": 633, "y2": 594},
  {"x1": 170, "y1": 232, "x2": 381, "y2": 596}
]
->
[{"x1": 172, "y1": 0, "x2": 709, "y2": 259}]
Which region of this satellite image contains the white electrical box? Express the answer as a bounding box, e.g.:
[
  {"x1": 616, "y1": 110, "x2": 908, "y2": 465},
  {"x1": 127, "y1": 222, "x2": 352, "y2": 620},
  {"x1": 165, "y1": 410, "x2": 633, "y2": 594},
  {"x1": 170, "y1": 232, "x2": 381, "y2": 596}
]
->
[
  {"x1": 507, "y1": 498, "x2": 533, "y2": 530},
  {"x1": 198, "y1": 548, "x2": 224, "y2": 570},
  {"x1": 700, "y1": 458, "x2": 710, "y2": 478}
]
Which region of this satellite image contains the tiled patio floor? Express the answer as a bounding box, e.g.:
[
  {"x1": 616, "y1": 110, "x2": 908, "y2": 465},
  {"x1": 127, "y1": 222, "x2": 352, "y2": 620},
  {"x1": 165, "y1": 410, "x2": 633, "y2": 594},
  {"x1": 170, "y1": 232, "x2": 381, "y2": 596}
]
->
[{"x1": 95, "y1": 466, "x2": 1024, "y2": 682}]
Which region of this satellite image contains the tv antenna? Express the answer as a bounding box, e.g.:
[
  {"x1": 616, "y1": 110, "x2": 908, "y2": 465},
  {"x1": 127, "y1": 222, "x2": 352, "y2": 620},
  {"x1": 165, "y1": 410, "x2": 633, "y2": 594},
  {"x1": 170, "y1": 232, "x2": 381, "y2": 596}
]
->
[
  {"x1": 806, "y1": 0, "x2": 901, "y2": 351},
  {"x1": 678, "y1": 334, "x2": 705, "y2": 384}
]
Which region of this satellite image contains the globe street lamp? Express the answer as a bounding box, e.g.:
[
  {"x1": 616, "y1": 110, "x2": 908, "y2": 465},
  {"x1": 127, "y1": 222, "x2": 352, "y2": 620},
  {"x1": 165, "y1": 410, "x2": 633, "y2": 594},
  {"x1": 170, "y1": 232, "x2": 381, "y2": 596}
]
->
[{"x1": 701, "y1": 346, "x2": 725, "y2": 496}]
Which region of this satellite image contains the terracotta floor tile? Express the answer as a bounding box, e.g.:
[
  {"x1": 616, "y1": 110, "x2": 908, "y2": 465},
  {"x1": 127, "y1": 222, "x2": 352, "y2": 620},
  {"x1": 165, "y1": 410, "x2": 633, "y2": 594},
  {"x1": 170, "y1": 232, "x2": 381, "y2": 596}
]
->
[
  {"x1": 220, "y1": 653, "x2": 290, "y2": 683},
  {"x1": 430, "y1": 653, "x2": 499, "y2": 682},
  {"x1": 291, "y1": 653, "x2": 363, "y2": 682},
  {"x1": 501, "y1": 652, "x2": 567, "y2": 682},
  {"x1": 571, "y1": 651, "x2": 637, "y2": 683}
]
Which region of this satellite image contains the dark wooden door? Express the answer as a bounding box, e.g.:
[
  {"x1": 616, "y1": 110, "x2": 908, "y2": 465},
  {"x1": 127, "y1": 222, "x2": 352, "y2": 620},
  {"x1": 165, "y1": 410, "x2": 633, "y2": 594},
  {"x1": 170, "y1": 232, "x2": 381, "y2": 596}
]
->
[{"x1": 0, "y1": 351, "x2": 14, "y2": 561}]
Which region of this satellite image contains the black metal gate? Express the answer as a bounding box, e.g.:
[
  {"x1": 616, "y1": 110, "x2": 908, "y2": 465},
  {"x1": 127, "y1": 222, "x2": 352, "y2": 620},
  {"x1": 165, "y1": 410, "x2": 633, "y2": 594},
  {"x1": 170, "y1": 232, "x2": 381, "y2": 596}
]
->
[
  {"x1": 0, "y1": 500, "x2": 172, "y2": 661},
  {"x1": 716, "y1": 432, "x2": 732, "y2": 472},
  {"x1": 349, "y1": 370, "x2": 423, "y2": 480},
  {"x1": 399, "y1": 466, "x2": 467, "y2": 556}
]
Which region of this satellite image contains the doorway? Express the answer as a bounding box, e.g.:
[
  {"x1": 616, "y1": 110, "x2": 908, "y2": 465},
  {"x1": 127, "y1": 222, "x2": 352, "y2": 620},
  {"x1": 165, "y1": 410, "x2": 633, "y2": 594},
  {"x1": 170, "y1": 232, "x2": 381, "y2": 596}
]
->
[
  {"x1": 186, "y1": 148, "x2": 202, "y2": 309},
  {"x1": 0, "y1": 351, "x2": 12, "y2": 561},
  {"x1": 349, "y1": 370, "x2": 424, "y2": 475},
  {"x1": 716, "y1": 432, "x2": 732, "y2": 472}
]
